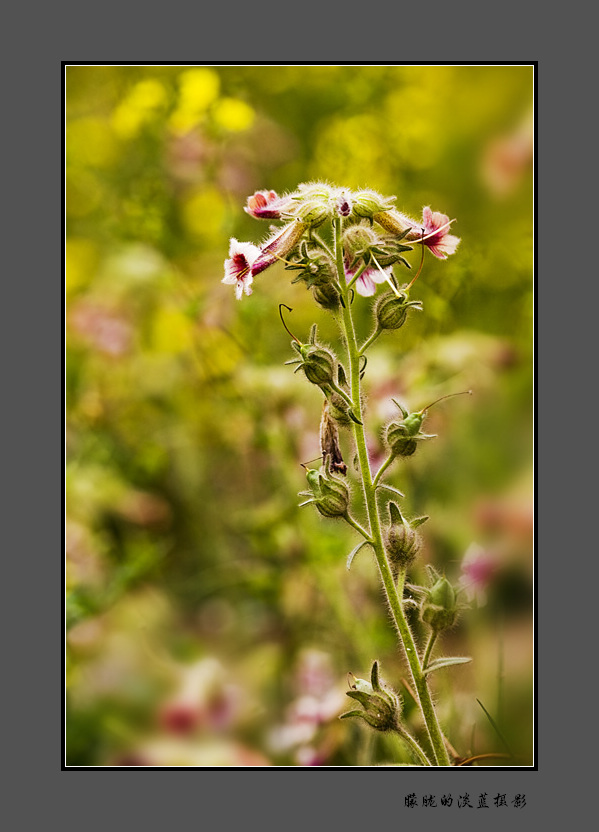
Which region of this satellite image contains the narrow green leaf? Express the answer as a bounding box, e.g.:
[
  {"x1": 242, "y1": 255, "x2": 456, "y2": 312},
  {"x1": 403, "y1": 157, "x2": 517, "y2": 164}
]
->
[
  {"x1": 376, "y1": 483, "x2": 405, "y2": 498},
  {"x1": 423, "y1": 656, "x2": 472, "y2": 676},
  {"x1": 346, "y1": 540, "x2": 370, "y2": 570},
  {"x1": 411, "y1": 515, "x2": 429, "y2": 528},
  {"x1": 476, "y1": 699, "x2": 514, "y2": 757},
  {"x1": 391, "y1": 398, "x2": 408, "y2": 418}
]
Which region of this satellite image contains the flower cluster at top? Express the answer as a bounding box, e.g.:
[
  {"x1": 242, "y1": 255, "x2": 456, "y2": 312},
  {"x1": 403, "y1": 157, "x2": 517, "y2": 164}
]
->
[{"x1": 222, "y1": 182, "x2": 460, "y2": 300}]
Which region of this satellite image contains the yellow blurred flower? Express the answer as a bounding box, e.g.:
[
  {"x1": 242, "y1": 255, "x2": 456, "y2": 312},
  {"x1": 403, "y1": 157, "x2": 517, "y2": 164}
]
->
[
  {"x1": 111, "y1": 78, "x2": 167, "y2": 139},
  {"x1": 168, "y1": 67, "x2": 220, "y2": 134},
  {"x1": 212, "y1": 97, "x2": 255, "y2": 132}
]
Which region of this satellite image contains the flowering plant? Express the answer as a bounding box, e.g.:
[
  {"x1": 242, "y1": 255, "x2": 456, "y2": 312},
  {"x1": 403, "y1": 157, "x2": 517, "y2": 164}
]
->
[{"x1": 222, "y1": 181, "x2": 490, "y2": 767}]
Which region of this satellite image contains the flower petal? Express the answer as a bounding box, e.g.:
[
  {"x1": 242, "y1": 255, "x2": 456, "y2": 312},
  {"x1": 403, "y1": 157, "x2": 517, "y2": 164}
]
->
[{"x1": 355, "y1": 273, "x2": 377, "y2": 296}]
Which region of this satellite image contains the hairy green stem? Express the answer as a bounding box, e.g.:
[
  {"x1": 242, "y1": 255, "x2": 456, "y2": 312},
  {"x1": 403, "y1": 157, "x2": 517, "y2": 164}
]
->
[
  {"x1": 344, "y1": 512, "x2": 373, "y2": 542},
  {"x1": 394, "y1": 725, "x2": 433, "y2": 767},
  {"x1": 333, "y1": 217, "x2": 451, "y2": 767},
  {"x1": 422, "y1": 631, "x2": 438, "y2": 671},
  {"x1": 359, "y1": 327, "x2": 383, "y2": 355},
  {"x1": 372, "y1": 453, "x2": 396, "y2": 490},
  {"x1": 347, "y1": 260, "x2": 370, "y2": 291},
  {"x1": 327, "y1": 379, "x2": 354, "y2": 408}
]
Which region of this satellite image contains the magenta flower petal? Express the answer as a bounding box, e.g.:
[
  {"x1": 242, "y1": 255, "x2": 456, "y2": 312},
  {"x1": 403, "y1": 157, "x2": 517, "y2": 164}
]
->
[
  {"x1": 345, "y1": 263, "x2": 392, "y2": 297},
  {"x1": 376, "y1": 206, "x2": 460, "y2": 259},
  {"x1": 244, "y1": 190, "x2": 289, "y2": 220},
  {"x1": 419, "y1": 206, "x2": 461, "y2": 259},
  {"x1": 222, "y1": 238, "x2": 261, "y2": 299}
]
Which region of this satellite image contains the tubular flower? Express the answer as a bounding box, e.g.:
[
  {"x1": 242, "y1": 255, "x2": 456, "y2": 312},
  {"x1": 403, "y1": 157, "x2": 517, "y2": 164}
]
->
[
  {"x1": 251, "y1": 220, "x2": 308, "y2": 276},
  {"x1": 244, "y1": 189, "x2": 291, "y2": 220},
  {"x1": 415, "y1": 206, "x2": 461, "y2": 259},
  {"x1": 222, "y1": 238, "x2": 261, "y2": 299},
  {"x1": 374, "y1": 206, "x2": 460, "y2": 259},
  {"x1": 345, "y1": 260, "x2": 392, "y2": 297}
]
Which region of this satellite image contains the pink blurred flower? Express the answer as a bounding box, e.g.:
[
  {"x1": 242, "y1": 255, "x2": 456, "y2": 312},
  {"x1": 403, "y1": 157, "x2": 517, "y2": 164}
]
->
[
  {"x1": 295, "y1": 649, "x2": 335, "y2": 699},
  {"x1": 295, "y1": 745, "x2": 327, "y2": 766},
  {"x1": 459, "y1": 542, "x2": 498, "y2": 606},
  {"x1": 481, "y1": 112, "x2": 533, "y2": 197},
  {"x1": 69, "y1": 302, "x2": 133, "y2": 356},
  {"x1": 159, "y1": 658, "x2": 243, "y2": 736},
  {"x1": 158, "y1": 702, "x2": 200, "y2": 736},
  {"x1": 222, "y1": 238, "x2": 261, "y2": 299}
]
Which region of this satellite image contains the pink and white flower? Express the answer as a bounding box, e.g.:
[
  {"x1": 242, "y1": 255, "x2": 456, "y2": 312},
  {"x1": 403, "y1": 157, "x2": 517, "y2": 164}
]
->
[
  {"x1": 413, "y1": 206, "x2": 461, "y2": 260},
  {"x1": 222, "y1": 238, "x2": 261, "y2": 299},
  {"x1": 244, "y1": 189, "x2": 290, "y2": 220},
  {"x1": 374, "y1": 206, "x2": 461, "y2": 259},
  {"x1": 345, "y1": 260, "x2": 393, "y2": 297}
]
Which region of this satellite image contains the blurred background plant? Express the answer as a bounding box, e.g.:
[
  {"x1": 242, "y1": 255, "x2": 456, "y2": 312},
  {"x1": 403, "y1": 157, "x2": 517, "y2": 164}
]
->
[{"x1": 65, "y1": 64, "x2": 534, "y2": 767}]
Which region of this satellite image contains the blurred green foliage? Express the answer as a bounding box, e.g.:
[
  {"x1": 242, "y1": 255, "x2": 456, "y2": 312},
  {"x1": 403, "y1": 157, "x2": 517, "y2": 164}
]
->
[{"x1": 66, "y1": 65, "x2": 534, "y2": 767}]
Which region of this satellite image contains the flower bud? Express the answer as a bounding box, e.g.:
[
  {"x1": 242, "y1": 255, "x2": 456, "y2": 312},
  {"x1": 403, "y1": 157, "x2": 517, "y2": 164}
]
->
[
  {"x1": 340, "y1": 661, "x2": 402, "y2": 732},
  {"x1": 374, "y1": 290, "x2": 422, "y2": 331},
  {"x1": 311, "y1": 280, "x2": 341, "y2": 310},
  {"x1": 342, "y1": 224, "x2": 381, "y2": 259},
  {"x1": 285, "y1": 325, "x2": 340, "y2": 392},
  {"x1": 373, "y1": 209, "x2": 418, "y2": 237},
  {"x1": 421, "y1": 576, "x2": 458, "y2": 632},
  {"x1": 384, "y1": 503, "x2": 422, "y2": 569},
  {"x1": 384, "y1": 398, "x2": 436, "y2": 458},
  {"x1": 351, "y1": 190, "x2": 395, "y2": 219},
  {"x1": 300, "y1": 457, "x2": 350, "y2": 518},
  {"x1": 298, "y1": 343, "x2": 337, "y2": 387},
  {"x1": 326, "y1": 390, "x2": 351, "y2": 425},
  {"x1": 317, "y1": 471, "x2": 350, "y2": 518},
  {"x1": 298, "y1": 199, "x2": 331, "y2": 227},
  {"x1": 385, "y1": 421, "x2": 419, "y2": 458}
]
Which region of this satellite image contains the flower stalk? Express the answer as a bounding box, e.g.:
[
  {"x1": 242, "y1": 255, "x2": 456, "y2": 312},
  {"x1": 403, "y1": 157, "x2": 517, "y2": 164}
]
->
[
  {"x1": 333, "y1": 218, "x2": 451, "y2": 766},
  {"x1": 222, "y1": 182, "x2": 468, "y2": 768}
]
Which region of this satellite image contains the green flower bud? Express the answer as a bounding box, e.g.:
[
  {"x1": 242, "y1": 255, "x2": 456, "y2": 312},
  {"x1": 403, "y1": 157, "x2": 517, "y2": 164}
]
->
[
  {"x1": 340, "y1": 661, "x2": 402, "y2": 732},
  {"x1": 384, "y1": 503, "x2": 422, "y2": 569},
  {"x1": 326, "y1": 390, "x2": 351, "y2": 425},
  {"x1": 299, "y1": 456, "x2": 350, "y2": 518},
  {"x1": 342, "y1": 224, "x2": 381, "y2": 259},
  {"x1": 294, "y1": 197, "x2": 330, "y2": 228},
  {"x1": 284, "y1": 321, "x2": 338, "y2": 390},
  {"x1": 299, "y1": 343, "x2": 337, "y2": 387},
  {"x1": 351, "y1": 190, "x2": 395, "y2": 219},
  {"x1": 374, "y1": 290, "x2": 423, "y2": 331},
  {"x1": 373, "y1": 209, "x2": 416, "y2": 237},
  {"x1": 385, "y1": 421, "x2": 419, "y2": 457},
  {"x1": 384, "y1": 392, "x2": 471, "y2": 459},
  {"x1": 317, "y1": 472, "x2": 350, "y2": 517},
  {"x1": 421, "y1": 576, "x2": 458, "y2": 632},
  {"x1": 312, "y1": 280, "x2": 341, "y2": 310}
]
